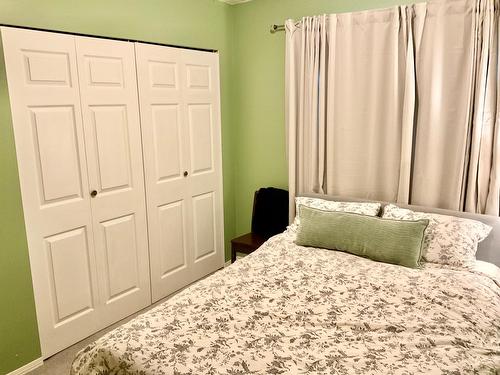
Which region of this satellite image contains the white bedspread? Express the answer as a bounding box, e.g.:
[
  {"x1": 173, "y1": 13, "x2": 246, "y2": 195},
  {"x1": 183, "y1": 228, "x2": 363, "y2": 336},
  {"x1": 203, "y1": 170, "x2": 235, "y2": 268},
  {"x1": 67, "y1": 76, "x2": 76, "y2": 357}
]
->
[{"x1": 71, "y1": 230, "x2": 500, "y2": 374}]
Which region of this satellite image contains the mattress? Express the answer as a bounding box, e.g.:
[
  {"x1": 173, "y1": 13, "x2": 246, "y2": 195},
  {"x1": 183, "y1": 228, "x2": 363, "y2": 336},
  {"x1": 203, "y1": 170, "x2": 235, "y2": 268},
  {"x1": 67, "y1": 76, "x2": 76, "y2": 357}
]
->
[{"x1": 71, "y1": 230, "x2": 500, "y2": 374}]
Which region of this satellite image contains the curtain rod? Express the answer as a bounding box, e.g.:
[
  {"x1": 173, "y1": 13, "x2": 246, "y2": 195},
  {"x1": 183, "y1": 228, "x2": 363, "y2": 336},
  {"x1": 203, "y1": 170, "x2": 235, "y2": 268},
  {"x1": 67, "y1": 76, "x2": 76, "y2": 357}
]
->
[{"x1": 270, "y1": 24, "x2": 285, "y2": 33}]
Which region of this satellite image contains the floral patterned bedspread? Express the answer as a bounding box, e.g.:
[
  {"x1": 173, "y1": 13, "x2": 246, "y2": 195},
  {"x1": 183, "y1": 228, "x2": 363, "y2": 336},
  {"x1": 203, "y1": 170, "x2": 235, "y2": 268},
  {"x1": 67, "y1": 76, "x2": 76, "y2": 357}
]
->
[{"x1": 71, "y1": 230, "x2": 500, "y2": 375}]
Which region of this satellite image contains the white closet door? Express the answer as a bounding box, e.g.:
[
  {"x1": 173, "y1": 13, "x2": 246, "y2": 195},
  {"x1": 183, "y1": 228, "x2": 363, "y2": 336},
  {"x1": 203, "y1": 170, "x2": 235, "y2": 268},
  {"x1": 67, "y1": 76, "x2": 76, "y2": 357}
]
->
[
  {"x1": 135, "y1": 44, "x2": 192, "y2": 301},
  {"x1": 135, "y1": 43, "x2": 224, "y2": 302},
  {"x1": 182, "y1": 49, "x2": 224, "y2": 282},
  {"x1": 75, "y1": 37, "x2": 151, "y2": 326},
  {"x1": 1, "y1": 27, "x2": 100, "y2": 357}
]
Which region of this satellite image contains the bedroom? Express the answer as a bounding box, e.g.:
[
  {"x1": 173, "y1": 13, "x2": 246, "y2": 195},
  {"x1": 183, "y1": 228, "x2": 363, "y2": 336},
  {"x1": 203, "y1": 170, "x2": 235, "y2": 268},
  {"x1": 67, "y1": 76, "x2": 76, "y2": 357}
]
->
[{"x1": 0, "y1": 0, "x2": 499, "y2": 374}]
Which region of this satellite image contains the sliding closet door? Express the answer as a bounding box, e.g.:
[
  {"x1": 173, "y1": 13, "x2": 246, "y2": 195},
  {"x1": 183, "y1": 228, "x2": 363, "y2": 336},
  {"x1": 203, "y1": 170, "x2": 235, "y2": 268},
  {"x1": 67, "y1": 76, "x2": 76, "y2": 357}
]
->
[
  {"x1": 75, "y1": 37, "x2": 151, "y2": 326},
  {"x1": 135, "y1": 43, "x2": 224, "y2": 302},
  {"x1": 1, "y1": 27, "x2": 100, "y2": 357}
]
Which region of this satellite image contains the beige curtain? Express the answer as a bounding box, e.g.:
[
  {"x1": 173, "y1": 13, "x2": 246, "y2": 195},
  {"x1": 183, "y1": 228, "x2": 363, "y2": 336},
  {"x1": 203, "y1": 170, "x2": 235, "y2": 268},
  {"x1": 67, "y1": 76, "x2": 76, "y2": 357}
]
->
[
  {"x1": 285, "y1": 8, "x2": 416, "y2": 218},
  {"x1": 286, "y1": 0, "x2": 500, "y2": 218},
  {"x1": 410, "y1": 0, "x2": 478, "y2": 210},
  {"x1": 325, "y1": 7, "x2": 417, "y2": 204},
  {"x1": 285, "y1": 16, "x2": 328, "y2": 217},
  {"x1": 465, "y1": 0, "x2": 500, "y2": 215}
]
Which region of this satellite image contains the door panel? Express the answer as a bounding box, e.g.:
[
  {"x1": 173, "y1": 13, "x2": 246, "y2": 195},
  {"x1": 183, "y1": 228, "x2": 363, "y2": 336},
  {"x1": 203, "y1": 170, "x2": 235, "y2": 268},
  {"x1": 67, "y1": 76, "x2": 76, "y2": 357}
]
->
[
  {"x1": 157, "y1": 200, "x2": 190, "y2": 292},
  {"x1": 158, "y1": 201, "x2": 187, "y2": 275},
  {"x1": 192, "y1": 192, "x2": 217, "y2": 261},
  {"x1": 45, "y1": 227, "x2": 94, "y2": 324},
  {"x1": 136, "y1": 43, "x2": 224, "y2": 301},
  {"x1": 75, "y1": 36, "x2": 151, "y2": 327},
  {"x1": 30, "y1": 106, "x2": 83, "y2": 203},
  {"x1": 86, "y1": 56, "x2": 124, "y2": 86},
  {"x1": 186, "y1": 64, "x2": 211, "y2": 89},
  {"x1": 1, "y1": 27, "x2": 100, "y2": 357},
  {"x1": 152, "y1": 104, "x2": 183, "y2": 181},
  {"x1": 149, "y1": 61, "x2": 178, "y2": 88},
  {"x1": 188, "y1": 104, "x2": 214, "y2": 174},
  {"x1": 90, "y1": 105, "x2": 132, "y2": 191},
  {"x1": 100, "y1": 214, "x2": 140, "y2": 302},
  {"x1": 23, "y1": 50, "x2": 72, "y2": 86}
]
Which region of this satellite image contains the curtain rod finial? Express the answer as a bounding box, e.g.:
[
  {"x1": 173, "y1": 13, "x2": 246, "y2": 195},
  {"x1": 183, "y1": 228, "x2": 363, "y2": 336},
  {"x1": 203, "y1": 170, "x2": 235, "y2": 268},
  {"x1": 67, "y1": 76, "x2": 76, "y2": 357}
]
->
[{"x1": 270, "y1": 24, "x2": 284, "y2": 34}]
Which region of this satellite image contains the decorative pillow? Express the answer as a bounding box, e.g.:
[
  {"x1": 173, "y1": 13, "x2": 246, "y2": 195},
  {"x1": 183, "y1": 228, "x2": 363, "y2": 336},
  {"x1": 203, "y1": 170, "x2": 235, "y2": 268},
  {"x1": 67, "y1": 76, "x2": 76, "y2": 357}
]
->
[
  {"x1": 290, "y1": 196, "x2": 381, "y2": 231},
  {"x1": 295, "y1": 206, "x2": 429, "y2": 268},
  {"x1": 382, "y1": 204, "x2": 492, "y2": 267}
]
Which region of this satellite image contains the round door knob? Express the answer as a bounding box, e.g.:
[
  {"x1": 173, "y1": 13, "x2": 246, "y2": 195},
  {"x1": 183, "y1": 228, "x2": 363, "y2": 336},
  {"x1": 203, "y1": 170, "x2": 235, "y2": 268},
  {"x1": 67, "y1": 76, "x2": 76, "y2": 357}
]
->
[
  {"x1": 183, "y1": 171, "x2": 188, "y2": 177},
  {"x1": 90, "y1": 190, "x2": 98, "y2": 198}
]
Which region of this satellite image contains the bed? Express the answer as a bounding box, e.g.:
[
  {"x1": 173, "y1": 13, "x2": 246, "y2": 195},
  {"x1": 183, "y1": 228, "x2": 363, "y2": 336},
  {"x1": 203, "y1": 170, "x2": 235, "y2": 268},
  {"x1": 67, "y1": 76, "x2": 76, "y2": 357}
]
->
[{"x1": 71, "y1": 196, "x2": 500, "y2": 374}]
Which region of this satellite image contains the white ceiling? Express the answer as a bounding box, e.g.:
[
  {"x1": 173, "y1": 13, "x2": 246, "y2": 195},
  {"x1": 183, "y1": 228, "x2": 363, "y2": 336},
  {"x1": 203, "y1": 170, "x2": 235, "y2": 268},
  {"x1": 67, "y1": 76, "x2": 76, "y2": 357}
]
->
[{"x1": 218, "y1": 0, "x2": 253, "y2": 5}]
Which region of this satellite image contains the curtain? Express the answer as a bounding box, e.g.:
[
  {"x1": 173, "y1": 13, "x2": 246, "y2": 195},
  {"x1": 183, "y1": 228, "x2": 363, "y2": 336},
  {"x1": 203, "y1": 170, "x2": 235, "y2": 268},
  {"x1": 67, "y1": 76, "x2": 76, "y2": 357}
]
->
[
  {"x1": 410, "y1": 0, "x2": 478, "y2": 211},
  {"x1": 465, "y1": 0, "x2": 500, "y2": 215},
  {"x1": 286, "y1": 0, "x2": 500, "y2": 218},
  {"x1": 285, "y1": 8, "x2": 416, "y2": 218}
]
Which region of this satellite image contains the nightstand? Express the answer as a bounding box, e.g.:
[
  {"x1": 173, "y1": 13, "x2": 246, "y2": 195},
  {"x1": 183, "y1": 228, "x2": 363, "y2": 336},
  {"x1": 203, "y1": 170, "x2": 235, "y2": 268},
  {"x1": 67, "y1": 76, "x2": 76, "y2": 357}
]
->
[{"x1": 231, "y1": 233, "x2": 267, "y2": 263}]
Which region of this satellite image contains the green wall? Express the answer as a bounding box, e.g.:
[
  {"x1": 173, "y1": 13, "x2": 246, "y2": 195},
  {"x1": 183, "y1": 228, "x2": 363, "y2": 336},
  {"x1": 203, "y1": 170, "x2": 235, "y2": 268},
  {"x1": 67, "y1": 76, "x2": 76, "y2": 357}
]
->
[
  {"x1": 0, "y1": 35, "x2": 41, "y2": 375},
  {"x1": 230, "y1": 0, "x2": 420, "y2": 236},
  {"x1": 0, "y1": 1, "x2": 234, "y2": 373}
]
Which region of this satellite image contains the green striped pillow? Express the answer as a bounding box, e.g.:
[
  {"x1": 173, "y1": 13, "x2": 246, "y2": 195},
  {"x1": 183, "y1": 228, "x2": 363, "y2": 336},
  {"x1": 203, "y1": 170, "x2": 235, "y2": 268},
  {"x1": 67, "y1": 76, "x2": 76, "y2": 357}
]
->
[{"x1": 296, "y1": 205, "x2": 429, "y2": 268}]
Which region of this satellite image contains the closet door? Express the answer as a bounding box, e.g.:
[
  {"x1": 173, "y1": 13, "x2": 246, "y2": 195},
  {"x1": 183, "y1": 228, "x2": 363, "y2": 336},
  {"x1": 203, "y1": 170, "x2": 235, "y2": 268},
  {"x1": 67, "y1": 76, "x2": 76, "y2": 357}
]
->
[
  {"x1": 182, "y1": 49, "x2": 224, "y2": 282},
  {"x1": 1, "y1": 27, "x2": 100, "y2": 357},
  {"x1": 135, "y1": 44, "x2": 192, "y2": 301},
  {"x1": 135, "y1": 43, "x2": 224, "y2": 302},
  {"x1": 75, "y1": 37, "x2": 151, "y2": 326}
]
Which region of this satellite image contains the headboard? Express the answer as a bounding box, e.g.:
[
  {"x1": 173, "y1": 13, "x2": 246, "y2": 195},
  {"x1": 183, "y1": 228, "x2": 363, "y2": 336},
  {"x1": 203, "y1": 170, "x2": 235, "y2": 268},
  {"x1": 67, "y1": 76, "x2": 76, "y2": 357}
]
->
[{"x1": 303, "y1": 193, "x2": 500, "y2": 267}]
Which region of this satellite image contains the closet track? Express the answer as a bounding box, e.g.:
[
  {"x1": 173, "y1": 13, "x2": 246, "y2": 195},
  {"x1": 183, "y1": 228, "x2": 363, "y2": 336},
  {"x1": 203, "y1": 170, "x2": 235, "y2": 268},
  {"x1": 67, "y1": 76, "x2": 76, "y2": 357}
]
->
[{"x1": 0, "y1": 23, "x2": 218, "y2": 53}]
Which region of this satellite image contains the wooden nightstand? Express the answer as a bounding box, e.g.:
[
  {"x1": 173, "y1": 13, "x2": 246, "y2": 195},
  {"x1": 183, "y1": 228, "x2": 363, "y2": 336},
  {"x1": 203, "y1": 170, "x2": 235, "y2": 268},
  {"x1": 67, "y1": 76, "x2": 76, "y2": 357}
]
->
[{"x1": 231, "y1": 233, "x2": 267, "y2": 263}]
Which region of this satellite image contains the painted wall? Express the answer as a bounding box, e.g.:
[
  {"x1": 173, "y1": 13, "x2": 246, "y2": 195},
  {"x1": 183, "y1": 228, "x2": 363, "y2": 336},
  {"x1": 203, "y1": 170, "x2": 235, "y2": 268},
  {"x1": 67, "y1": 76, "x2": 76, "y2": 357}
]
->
[
  {"x1": 0, "y1": 35, "x2": 41, "y2": 375},
  {"x1": 0, "y1": 1, "x2": 234, "y2": 373},
  {"x1": 230, "y1": 0, "x2": 420, "y2": 236}
]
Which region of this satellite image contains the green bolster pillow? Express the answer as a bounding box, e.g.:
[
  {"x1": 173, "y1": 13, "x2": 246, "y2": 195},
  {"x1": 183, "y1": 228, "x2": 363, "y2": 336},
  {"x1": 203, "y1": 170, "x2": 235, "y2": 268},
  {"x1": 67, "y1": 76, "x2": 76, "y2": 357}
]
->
[{"x1": 295, "y1": 205, "x2": 429, "y2": 268}]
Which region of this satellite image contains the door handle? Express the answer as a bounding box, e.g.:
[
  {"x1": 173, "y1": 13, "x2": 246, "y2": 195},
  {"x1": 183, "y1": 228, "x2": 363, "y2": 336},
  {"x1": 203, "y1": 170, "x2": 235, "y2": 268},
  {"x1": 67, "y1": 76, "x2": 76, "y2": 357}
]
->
[
  {"x1": 90, "y1": 190, "x2": 98, "y2": 198},
  {"x1": 183, "y1": 171, "x2": 188, "y2": 177}
]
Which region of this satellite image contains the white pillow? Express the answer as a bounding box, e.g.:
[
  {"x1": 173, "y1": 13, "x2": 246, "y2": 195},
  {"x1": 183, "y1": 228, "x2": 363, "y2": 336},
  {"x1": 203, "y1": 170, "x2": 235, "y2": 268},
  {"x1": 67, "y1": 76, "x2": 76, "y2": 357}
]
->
[
  {"x1": 382, "y1": 204, "x2": 491, "y2": 267},
  {"x1": 472, "y1": 260, "x2": 500, "y2": 287},
  {"x1": 289, "y1": 197, "x2": 381, "y2": 231}
]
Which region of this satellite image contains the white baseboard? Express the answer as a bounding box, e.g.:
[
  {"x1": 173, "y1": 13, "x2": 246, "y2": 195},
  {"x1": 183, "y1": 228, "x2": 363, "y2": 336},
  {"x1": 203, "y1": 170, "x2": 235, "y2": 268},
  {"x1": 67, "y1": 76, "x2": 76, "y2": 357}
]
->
[{"x1": 6, "y1": 357, "x2": 43, "y2": 375}]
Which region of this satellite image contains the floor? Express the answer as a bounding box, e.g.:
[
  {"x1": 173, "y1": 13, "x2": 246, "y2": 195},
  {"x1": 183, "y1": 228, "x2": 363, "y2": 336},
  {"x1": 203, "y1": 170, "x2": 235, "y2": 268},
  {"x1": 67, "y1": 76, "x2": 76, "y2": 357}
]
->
[{"x1": 26, "y1": 259, "x2": 237, "y2": 375}]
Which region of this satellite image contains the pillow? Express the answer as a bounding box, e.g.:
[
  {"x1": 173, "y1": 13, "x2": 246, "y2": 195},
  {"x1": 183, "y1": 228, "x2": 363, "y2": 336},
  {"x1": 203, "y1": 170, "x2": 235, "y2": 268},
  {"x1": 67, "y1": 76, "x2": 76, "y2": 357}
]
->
[
  {"x1": 382, "y1": 204, "x2": 492, "y2": 267},
  {"x1": 472, "y1": 260, "x2": 500, "y2": 287},
  {"x1": 290, "y1": 196, "x2": 381, "y2": 231},
  {"x1": 295, "y1": 205, "x2": 429, "y2": 268}
]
